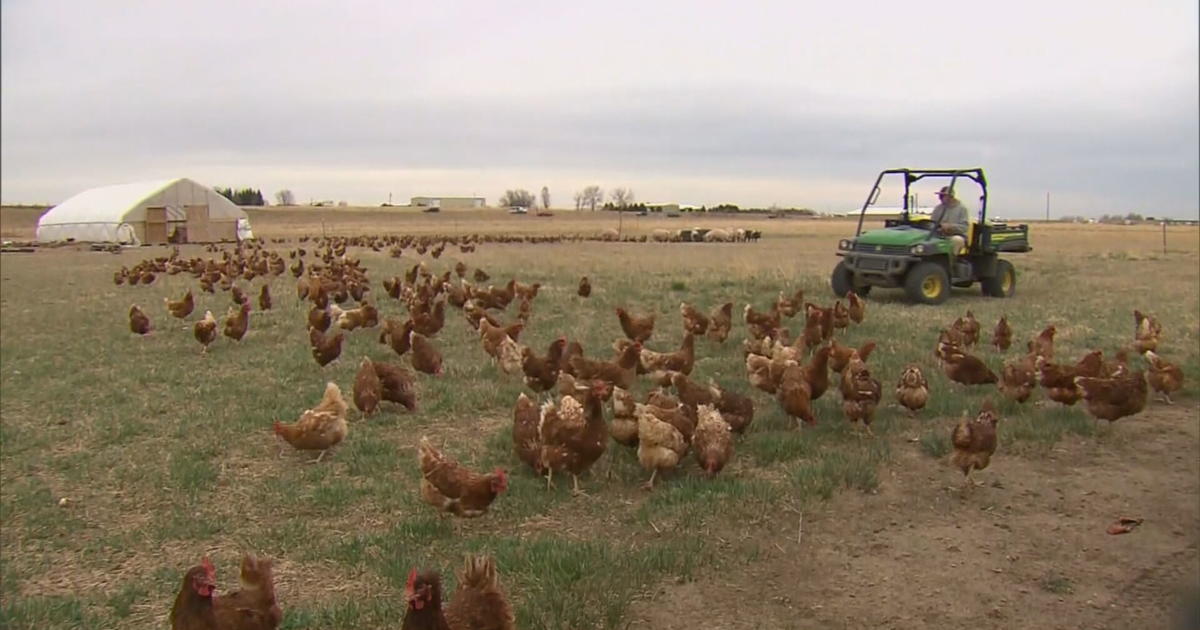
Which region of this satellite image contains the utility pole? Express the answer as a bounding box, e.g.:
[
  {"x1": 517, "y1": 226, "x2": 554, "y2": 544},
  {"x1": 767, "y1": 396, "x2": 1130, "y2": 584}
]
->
[{"x1": 1045, "y1": 192, "x2": 1050, "y2": 221}]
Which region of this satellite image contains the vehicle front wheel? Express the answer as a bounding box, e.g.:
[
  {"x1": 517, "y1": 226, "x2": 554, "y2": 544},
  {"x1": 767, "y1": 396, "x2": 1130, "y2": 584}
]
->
[
  {"x1": 831, "y1": 260, "x2": 871, "y2": 298},
  {"x1": 904, "y1": 261, "x2": 950, "y2": 304},
  {"x1": 981, "y1": 259, "x2": 1016, "y2": 297}
]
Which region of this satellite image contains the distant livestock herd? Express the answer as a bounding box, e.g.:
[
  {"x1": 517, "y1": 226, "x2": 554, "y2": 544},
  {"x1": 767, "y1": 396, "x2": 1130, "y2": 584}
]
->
[{"x1": 599, "y1": 227, "x2": 763, "y2": 243}]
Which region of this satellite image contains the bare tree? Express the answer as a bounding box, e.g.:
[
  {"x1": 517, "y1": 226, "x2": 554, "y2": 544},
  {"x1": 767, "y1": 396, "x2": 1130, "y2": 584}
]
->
[
  {"x1": 541, "y1": 186, "x2": 551, "y2": 210},
  {"x1": 610, "y1": 187, "x2": 634, "y2": 208},
  {"x1": 580, "y1": 185, "x2": 603, "y2": 211},
  {"x1": 499, "y1": 189, "x2": 536, "y2": 208},
  {"x1": 274, "y1": 189, "x2": 296, "y2": 206},
  {"x1": 573, "y1": 190, "x2": 584, "y2": 211}
]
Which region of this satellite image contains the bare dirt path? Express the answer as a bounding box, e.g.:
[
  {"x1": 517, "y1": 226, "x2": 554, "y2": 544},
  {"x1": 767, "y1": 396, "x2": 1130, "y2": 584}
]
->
[{"x1": 627, "y1": 405, "x2": 1200, "y2": 630}]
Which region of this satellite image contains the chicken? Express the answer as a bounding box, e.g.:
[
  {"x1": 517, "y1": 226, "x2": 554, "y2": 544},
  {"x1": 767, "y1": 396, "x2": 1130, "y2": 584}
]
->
[
  {"x1": 193, "y1": 311, "x2": 218, "y2": 353},
  {"x1": 670, "y1": 371, "x2": 715, "y2": 409},
  {"x1": 212, "y1": 554, "x2": 283, "y2": 630},
  {"x1": 334, "y1": 302, "x2": 379, "y2": 330},
  {"x1": 381, "y1": 318, "x2": 414, "y2": 357},
  {"x1": 828, "y1": 340, "x2": 876, "y2": 374},
  {"x1": 777, "y1": 364, "x2": 816, "y2": 428},
  {"x1": 538, "y1": 380, "x2": 610, "y2": 494},
  {"x1": 309, "y1": 328, "x2": 344, "y2": 367},
  {"x1": 171, "y1": 558, "x2": 217, "y2": 630},
  {"x1": 942, "y1": 350, "x2": 998, "y2": 385},
  {"x1": 800, "y1": 345, "x2": 833, "y2": 400},
  {"x1": 521, "y1": 337, "x2": 567, "y2": 392},
  {"x1": 692, "y1": 404, "x2": 734, "y2": 478},
  {"x1": 744, "y1": 303, "x2": 782, "y2": 340},
  {"x1": 496, "y1": 336, "x2": 524, "y2": 376},
  {"x1": 831, "y1": 300, "x2": 850, "y2": 330},
  {"x1": 706, "y1": 301, "x2": 734, "y2": 342},
  {"x1": 636, "y1": 403, "x2": 688, "y2": 490},
  {"x1": 258, "y1": 285, "x2": 272, "y2": 311},
  {"x1": 894, "y1": 364, "x2": 929, "y2": 415},
  {"x1": 641, "y1": 395, "x2": 696, "y2": 443},
  {"x1": 412, "y1": 300, "x2": 446, "y2": 337},
  {"x1": 129, "y1": 304, "x2": 152, "y2": 335},
  {"x1": 1143, "y1": 351, "x2": 1184, "y2": 403},
  {"x1": 577, "y1": 276, "x2": 591, "y2": 297},
  {"x1": 1132, "y1": 310, "x2": 1162, "y2": 353},
  {"x1": 616, "y1": 307, "x2": 655, "y2": 342},
  {"x1": 706, "y1": 380, "x2": 755, "y2": 434},
  {"x1": 992, "y1": 315, "x2": 1012, "y2": 351},
  {"x1": 935, "y1": 328, "x2": 966, "y2": 362},
  {"x1": 679, "y1": 302, "x2": 710, "y2": 335},
  {"x1": 223, "y1": 303, "x2": 250, "y2": 342},
  {"x1": 569, "y1": 342, "x2": 640, "y2": 390},
  {"x1": 307, "y1": 306, "x2": 332, "y2": 333},
  {"x1": 410, "y1": 331, "x2": 444, "y2": 376},
  {"x1": 800, "y1": 306, "x2": 824, "y2": 349},
  {"x1": 954, "y1": 310, "x2": 981, "y2": 346},
  {"x1": 805, "y1": 302, "x2": 835, "y2": 341},
  {"x1": 1075, "y1": 370, "x2": 1148, "y2": 424},
  {"x1": 609, "y1": 387, "x2": 639, "y2": 447},
  {"x1": 775, "y1": 288, "x2": 805, "y2": 318},
  {"x1": 846, "y1": 290, "x2": 865, "y2": 324},
  {"x1": 374, "y1": 361, "x2": 417, "y2": 411},
  {"x1": 840, "y1": 359, "x2": 882, "y2": 434},
  {"x1": 443, "y1": 555, "x2": 517, "y2": 630},
  {"x1": 745, "y1": 353, "x2": 791, "y2": 395},
  {"x1": 165, "y1": 290, "x2": 195, "y2": 320},
  {"x1": 640, "y1": 333, "x2": 695, "y2": 381},
  {"x1": 479, "y1": 319, "x2": 524, "y2": 359},
  {"x1": 998, "y1": 354, "x2": 1038, "y2": 403},
  {"x1": 513, "y1": 393, "x2": 543, "y2": 472},
  {"x1": 353, "y1": 357, "x2": 382, "y2": 416},
  {"x1": 273, "y1": 382, "x2": 348, "y2": 462},
  {"x1": 1028, "y1": 325, "x2": 1056, "y2": 361},
  {"x1": 1036, "y1": 351, "x2": 1103, "y2": 406},
  {"x1": 402, "y1": 570, "x2": 447, "y2": 630},
  {"x1": 232, "y1": 285, "x2": 249, "y2": 307},
  {"x1": 950, "y1": 401, "x2": 1000, "y2": 490},
  {"x1": 418, "y1": 437, "x2": 508, "y2": 518}
]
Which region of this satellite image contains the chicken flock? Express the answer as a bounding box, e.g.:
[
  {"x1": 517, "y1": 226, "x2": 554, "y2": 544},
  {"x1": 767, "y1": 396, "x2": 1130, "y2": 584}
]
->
[{"x1": 117, "y1": 236, "x2": 1186, "y2": 629}]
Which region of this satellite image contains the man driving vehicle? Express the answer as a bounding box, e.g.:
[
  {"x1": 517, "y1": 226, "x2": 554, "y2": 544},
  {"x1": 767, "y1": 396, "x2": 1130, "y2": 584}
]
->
[{"x1": 929, "y1": 186, "x2": 969, "y2": 257}]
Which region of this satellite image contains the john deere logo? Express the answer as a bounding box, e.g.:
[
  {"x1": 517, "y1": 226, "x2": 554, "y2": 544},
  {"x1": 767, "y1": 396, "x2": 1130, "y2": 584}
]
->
[{"x1": 874, "y1": 245, "x2": 882, "y2": 252}]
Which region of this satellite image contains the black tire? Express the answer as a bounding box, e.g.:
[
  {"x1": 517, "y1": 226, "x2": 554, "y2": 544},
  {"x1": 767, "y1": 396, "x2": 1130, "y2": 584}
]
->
[
  {"x1": 904, "y1": 261, "x2": 950, "y2": 304},
  {"x1": 982, "y1": 259, "x2": 1016, "y2": 297},
  {"x1": 831, "y1": 260, "x2": 871, "y2": 298}
]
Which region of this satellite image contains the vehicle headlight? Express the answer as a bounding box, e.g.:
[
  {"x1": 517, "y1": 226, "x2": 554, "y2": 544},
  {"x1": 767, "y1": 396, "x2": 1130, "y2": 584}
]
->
[
  {"x1": 910, "y1": 244, "x2": 926, "y2": 254},
  {"x1": 838, "y1": 239, "x2": 852, "y2": 250}
]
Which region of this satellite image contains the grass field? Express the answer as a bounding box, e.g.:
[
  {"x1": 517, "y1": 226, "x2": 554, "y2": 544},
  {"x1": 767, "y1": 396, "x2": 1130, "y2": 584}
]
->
[{"x1": 1, "y1": 208, "x2": 1197, "y2": 629}]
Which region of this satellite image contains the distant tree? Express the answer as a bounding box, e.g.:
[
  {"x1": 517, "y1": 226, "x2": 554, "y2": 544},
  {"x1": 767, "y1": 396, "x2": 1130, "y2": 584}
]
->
[
  {"x1": 275, "y1": 189, "x2": 296, "y2": 206},
  {"x1": 580, "y1": 185, "x2": 603, "y2": 211},
  {"x1": 1125, "y1": 212, "x2": 1144, "y2": 222},
  {"x1": 573, "y1": 190, "x2": 584, "y2": 211},
  {"x1": 541, "y1": 186, "x2": 551, "y2": 211},
  {"x1": 499, "y1": 189, "x2": 535, "y2": 208},
  {"x1": 216, "y1": 187, "x2": 265, "y2": 206},
  {"x1": 610, "y1": 187, "x2": 634, "y2": 208}
]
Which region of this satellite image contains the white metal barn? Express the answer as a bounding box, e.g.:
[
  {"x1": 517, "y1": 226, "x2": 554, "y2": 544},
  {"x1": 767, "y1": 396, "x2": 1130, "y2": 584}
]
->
[{"x1": 35, "y1": 178, "x2": 252, "y2": 245}]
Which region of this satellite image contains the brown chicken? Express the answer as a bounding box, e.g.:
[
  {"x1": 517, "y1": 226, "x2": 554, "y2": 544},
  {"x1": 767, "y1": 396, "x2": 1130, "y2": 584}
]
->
[
  {"x1": 636, "y1": 403, "x2": 689, "y2": 490},
  {"x1": 707, "y1": 301, "x2": 734, "y2": 342},
  {"x1": 616, "y1": 307, "x2": 655, "y2": 342},
  {"x1": 692, "y1": 404, "x2": 734, "y2": 477},
  {"x1": 273, "y1": 382, "x2": 348, "y2": 462},
  {"x1": 953, "y1": 310, "x2": 981, "y2": 346},
  {"x1": 894, "y1": 364, "x2": 929, "y2": 415},
  {"x1": 418, "y1": 437, "x2": 508, "y2": 518},
  {"x1": 402, "y1": 555, "x2": 516, "y2": 630},
  {"x1": 744, "y1": 303, "x2": 782, "y2": 340},
  {"x1": 513, "y1": 393, "x2": 543, "y2": 472},
  {"x1": 521, "y1": 337, "x2": 567, "y2": 392},
  {"x1": 669, "y1": 371, "x2": 715, "y2": 409},
  {"x1": 640, "y1": 333, "x2": 696, "y2": 381},
  {"x1": 992, "y1": 315, "x2": 1012, "y2": 351},
  {"x1": 258, "y1": 285, "x2": 272, "y2": 311},
  {"x1": 828, "y1": 340, "x2": 876, "y2": 374},
  {"x1": 381, "y1": 318, "x2": 415, "y2": 357},
  {"x1": 1036, "y1": 351, "x2": 1103, "y2": 406},
  {"x1": 538, "y1": 380, "x2": 610, "y2": 494},
  {"x1": 308, "y1": 306, "x2": 332, "y2": 333},
  {"x1": 706, "y1": 380, "x2": 755, "y2": 434},
  {"x1": 775, "y1": 288, "x2": 805, "y2": 318},
  {"x1": 223, "y1": 303, "x2": 250, "y2": 342},
  {"x1": 609, "y1": 387, "x2": 639, "y2": 447},
  {"x1": 1075, "y1": 370, "x2": 1148, "y2": 425},
  {"x1": 172, "y1": 558, "x2": 217, "y2": 630},
  {"x1": 212, "y1": 554, "x2": 283, "y2": 630},
  {"x1": 998, "y1": 354, "x2": 1038, "y2": 403},
  {"x1": 309, "y1": 328, "x2": 345, "y2": 367},
  {"x1": 950, "y1": 401, "x2": 1000, "y2": 490},
  {"x1": 1143, "y1": 351, "x2": 1184, "y2": 403},
  {"x1": 410, "y1": 331, "x2": 444, "y2": 376},
  {"x1": 412, "y1": 300, "x2": 447, "y2": 337},
  {"x1": 777, "y1": 364, "x2": 816, "y2": 428},
  {"x1": 374, "y1": 361, "x2": 417, "y2": 411},
  {"x1": 479, "y1": 319, "x2": 524, "y2": 359},
  {"x1": 745, "y1": 353, "x2": 789, "y2": 395},
  {"x1": 569, "y1": 342, "x2": 640, "y2": 390},
  {"x1": 194, "y1": 311, "x2": 218, "y2": 353},
  {"x1": 679, "y1": 302, "x2": 710, "y2": 335},
  {"x1": 1028, "y1": 325, "x2": 1056, "y2": 361},
  {"x1": 577, "y1": 276, "x2": 591, "y2": 297},
  {"x1": 805, "y1": 302, "x2": 835, "y2": 341},
  {"x1": 1132, "y1": 310, "x2": 1162, "y2": 353},
  {"x1": 935, "y1": 328, "x2": 966, "y2": 362},
  {"x1": 942, "y1": 350, "x2": 998, "y2": 385},
  {"x1": 231, "y1": 285, "x2": 249, "y2": 307},
  {"x1": 831, "y1": 300, "x2": 850, "y2": 330},
  {"x1": 165, "y1": 290, "x2": 195, "y2": 320},
  {"x1": 129, "y1": 304, "x2": 152, "y2": 335},
  {"x1": 801, "y1": 345, "x2": 833, "y2": 400},
  {"x1": 332, "y1": 302, "x2": 379, "y2": 330},
  {"x1": 353, "y1": 357, "x2": 382, "y2": 416},
  {"x1": 846, "y1": 291, "x2": 865, "y2": 324},
  {"x1": 840, "y1": 359, "x2": 882, "y2": 434}
]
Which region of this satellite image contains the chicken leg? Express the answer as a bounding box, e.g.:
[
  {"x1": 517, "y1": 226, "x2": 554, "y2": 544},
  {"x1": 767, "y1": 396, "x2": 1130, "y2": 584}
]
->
[
  {"x1": 571, "y1": 474, "x2": 588, "y2": 497},
  {"x1": 641, "y1": 470, "x2": 659, "y2": 492}
]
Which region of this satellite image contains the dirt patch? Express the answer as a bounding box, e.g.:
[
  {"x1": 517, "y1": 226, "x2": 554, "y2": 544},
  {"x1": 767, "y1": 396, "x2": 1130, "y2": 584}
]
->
[{"x1": 626, "y1": 405, "x2": 1200, "y2": 630}]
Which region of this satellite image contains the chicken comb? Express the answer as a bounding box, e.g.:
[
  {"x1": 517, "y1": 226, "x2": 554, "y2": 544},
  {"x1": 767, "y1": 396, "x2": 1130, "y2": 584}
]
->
[
  {"x1": 200, "y1": 556, "x2": 216, "y2": 577},
  {"x1": 405, "y1": 568, "x2": 418, "y2": 592}
]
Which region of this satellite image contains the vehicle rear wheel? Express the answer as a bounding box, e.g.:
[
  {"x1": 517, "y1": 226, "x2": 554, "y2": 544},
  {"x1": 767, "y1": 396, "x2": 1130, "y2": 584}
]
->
[
  {"x1": 831, "y1": 260, "x2": 871, "y2": 298},
  {"x1": 981, "y1": 259, "x2": 1016, "y2": 297},
  {"x1": 904, "y1": 262, "x2": 950, "y2": 304}
]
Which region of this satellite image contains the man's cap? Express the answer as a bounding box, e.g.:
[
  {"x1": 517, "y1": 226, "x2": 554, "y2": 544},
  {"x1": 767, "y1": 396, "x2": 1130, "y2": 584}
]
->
[{"x1": 936, "y1": 186, "x2": 955, "y2": 196}]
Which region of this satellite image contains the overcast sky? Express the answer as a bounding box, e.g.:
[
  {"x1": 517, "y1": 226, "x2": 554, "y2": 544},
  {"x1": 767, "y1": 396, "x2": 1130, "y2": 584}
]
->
[{"x1": 3, "y1": 0, "x2": 1197, "y2": 218}]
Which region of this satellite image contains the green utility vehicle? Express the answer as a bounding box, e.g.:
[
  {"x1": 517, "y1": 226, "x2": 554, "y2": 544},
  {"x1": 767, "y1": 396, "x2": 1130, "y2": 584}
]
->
[{"x1": 831, "y1": 168, "x2": 1031, "y2": 304}]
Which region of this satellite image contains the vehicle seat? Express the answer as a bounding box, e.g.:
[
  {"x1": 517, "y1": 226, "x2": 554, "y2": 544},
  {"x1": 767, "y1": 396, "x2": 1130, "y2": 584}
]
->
[{"x1": 961, "y1": 222, "x2": 975, "y2": 254}]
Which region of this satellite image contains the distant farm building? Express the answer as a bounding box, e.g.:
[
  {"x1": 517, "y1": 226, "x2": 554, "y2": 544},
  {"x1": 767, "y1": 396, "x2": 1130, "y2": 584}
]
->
[
  {"x1": 410, "y1": 196, "x2": 486, "y2": 209},
  {"x1": 646, "y1": 202, "x2": 680, "y2": 214},
  {"x1": 36, "y1": 178, "x2": 251, "y2": 245}
]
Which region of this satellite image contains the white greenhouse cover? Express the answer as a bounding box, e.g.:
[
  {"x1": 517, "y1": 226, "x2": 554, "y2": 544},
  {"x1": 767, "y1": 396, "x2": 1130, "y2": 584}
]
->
[{"x1": 36, "y1": 178, "x2": 250, "y2": 244}]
